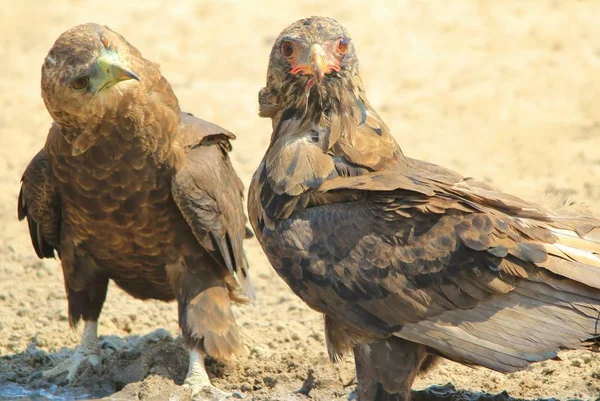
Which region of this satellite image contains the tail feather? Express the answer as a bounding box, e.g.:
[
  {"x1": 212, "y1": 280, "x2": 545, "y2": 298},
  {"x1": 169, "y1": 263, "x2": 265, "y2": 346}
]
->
[
  {"x1": 395, "y1": 275, "x2": 600, "y2": 373},
  {"x1": 550, "y1": 227, "x2": 600, "y2": 253},
  {"x1": 535, "y1": 224, "x2": 600, "y2": 289}
]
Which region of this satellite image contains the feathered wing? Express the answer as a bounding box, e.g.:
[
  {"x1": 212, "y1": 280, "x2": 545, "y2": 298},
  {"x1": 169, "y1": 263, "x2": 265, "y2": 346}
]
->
[
  {"x1": 374, "y1": 166, "x2": 600, "y2": 372},
  {"x1": 18, "y1": 142, "x2": 61, "y2": 259},
  {"x1": 172, "y1": 112, "x2": 254, "y2": 302},
  {"x1": 253, "y1": 130, "x2": 600, "y2": 370}
]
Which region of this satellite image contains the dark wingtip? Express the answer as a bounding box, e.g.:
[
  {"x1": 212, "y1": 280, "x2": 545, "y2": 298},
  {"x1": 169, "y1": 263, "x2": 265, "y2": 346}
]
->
[
  {"x1": 17, "y1": 187, "x2": 26, "y2": 221},
  {"x1": 26, "y1": 218, "x2": 44, "y2": 259},
  {"x1": 25, "y1": 215, "x2": 56, "y2": 259},
  {"x1": 244, "y1": 226, "x2": 254, "y2": 239}
]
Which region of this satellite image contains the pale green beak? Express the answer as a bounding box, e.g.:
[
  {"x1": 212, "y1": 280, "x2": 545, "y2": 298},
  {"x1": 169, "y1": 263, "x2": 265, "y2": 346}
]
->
[{"x1": 88, "y1": 50, "x2": 139, "y2": 94}]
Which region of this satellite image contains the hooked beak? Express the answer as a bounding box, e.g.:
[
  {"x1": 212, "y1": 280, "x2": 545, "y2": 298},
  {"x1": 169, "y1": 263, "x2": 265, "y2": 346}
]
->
[
  {"x1": 290, "y1": 43, "x2": 341, "y2": 90},
  {"x1": 309, "y1": 44, "x2": 328, "y2": 82},
  {"x1": 90, "y1": 50, "x2": 139, "y2": 94}
]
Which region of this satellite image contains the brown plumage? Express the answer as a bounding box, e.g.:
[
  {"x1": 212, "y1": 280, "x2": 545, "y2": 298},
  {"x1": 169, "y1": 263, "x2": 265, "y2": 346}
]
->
[
  {"x1": 18, "y1": 23, "x2": 253, "y2": 398},
  {"x1": 249, "y1": 16, "x2": 600, "y2": 401}
]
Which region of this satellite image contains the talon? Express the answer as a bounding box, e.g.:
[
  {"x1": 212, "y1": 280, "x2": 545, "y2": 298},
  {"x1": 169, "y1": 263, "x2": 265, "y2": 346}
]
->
[
  {"x1": 100, "y1": 341, "x2": 118, "y2": 351},
  {"x1": 28, "y1": 371, "x2": 43, "y2": 381}
]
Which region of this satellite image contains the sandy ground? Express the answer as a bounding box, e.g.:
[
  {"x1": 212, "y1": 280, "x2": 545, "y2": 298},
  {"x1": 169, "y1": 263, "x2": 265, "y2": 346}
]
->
[{"x1": 2, "y1": 1, "x2": 600, "y2": 400}]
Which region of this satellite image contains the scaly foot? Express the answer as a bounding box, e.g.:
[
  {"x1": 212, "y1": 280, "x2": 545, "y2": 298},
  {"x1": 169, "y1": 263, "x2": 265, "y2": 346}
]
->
[
  {"x1": 32, "y1": 344, "x2": 101, "y2": 383},
  {"x1": 30, "y1": 321, "x2": 116, "y2": 384},
  {"x1": 168, "y1": 349, "x2": 242, "y2": 401}
]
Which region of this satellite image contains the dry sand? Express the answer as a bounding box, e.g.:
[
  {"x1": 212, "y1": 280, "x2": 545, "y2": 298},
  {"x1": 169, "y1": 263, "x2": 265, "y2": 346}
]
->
[{"x1": 1, "y1": 1, "x2": 600, "y2": 400}]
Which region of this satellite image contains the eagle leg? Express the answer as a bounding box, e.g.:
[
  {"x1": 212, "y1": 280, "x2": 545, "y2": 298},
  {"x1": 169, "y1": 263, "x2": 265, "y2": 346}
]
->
[
  {"x1": 184, "y1": 348, "x2": 234, "y2": 400},
  {"x1": 167, "y1": 349, "x2": 238, "y2": 401},
  {"x1": 353, "y1": 337, "x2": 431, "y2": 401}
]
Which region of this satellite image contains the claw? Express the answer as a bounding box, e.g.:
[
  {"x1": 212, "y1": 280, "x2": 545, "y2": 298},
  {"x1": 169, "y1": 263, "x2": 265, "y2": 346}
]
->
[
  {"x1": 100, "y1": 340, "x2": 118, "y2": 351},
  {"x1": 28, "y1": 371, "x2": 43, "y2": 381}
]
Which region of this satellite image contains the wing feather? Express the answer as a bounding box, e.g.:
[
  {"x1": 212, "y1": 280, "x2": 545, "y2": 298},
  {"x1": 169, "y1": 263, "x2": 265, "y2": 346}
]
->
[
  {"x1": 254, "y1": 155, "x2": 600, "y2": 365},
  {"x1": 173, "y1": 113, "x2": 254, "y2": 302},
  {"x1": 18, "y1": 148, "x2": 61, "y2": 259}
]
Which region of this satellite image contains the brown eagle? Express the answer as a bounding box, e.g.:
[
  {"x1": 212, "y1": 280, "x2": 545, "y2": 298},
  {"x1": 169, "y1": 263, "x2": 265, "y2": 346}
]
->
[
  {"x1": 248, "y1": 16, "x2": 600, "y2": 401},
  {"x1": 18, "y1": 23, "x2": 253, "y2": 399}
]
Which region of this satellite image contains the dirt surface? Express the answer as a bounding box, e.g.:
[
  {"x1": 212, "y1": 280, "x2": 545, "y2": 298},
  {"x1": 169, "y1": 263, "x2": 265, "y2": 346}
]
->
[{"x1": 2, "y1": 1, "x2": 600, "y2": 400}]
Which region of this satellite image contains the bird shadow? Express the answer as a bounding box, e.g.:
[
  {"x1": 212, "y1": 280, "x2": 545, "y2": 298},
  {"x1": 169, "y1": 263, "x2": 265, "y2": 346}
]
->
[
  {"x1": 345, "y1": 384, "x2": 585, "y2": 401},
  {"x1": 409, "y1": 384, "x2": 576, "y2": 401}
]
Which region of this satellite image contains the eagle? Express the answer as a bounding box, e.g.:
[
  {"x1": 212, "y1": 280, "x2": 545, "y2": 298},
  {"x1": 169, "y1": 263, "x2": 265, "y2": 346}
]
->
[
  {"x1": 18, "y1": 23, "x2": 253, "y2": 400},
  {"x1": 248, "y1": 16, "x2": 600, "y2": 401}
]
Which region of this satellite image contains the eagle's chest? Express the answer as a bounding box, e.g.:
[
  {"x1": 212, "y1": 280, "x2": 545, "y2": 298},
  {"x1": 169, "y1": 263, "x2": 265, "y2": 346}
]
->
[{"x1": 51, "y1": 139, "x2": 186, "y2": 263}]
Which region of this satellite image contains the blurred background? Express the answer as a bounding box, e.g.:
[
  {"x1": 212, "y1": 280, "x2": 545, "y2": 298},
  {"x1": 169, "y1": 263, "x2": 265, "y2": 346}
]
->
[{"x1": 1, "y1": 1, "x2": 600, "y2": 400}]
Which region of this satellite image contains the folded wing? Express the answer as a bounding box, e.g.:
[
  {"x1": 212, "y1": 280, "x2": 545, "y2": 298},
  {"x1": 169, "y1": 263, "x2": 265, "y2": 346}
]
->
[
  {"x1": 258, "y1": 149, "x2": 600, "y2": 368},
  {"x1": 18, "y1": 133, "x2": 62, "y2": 259},
  {"x1": 172, "y1": 113, "x2": 254, "y2": 302}
]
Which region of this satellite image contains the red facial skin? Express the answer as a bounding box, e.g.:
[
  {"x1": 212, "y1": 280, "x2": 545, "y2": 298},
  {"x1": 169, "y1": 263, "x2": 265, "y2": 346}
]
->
[{"x1": 283, "y1": 37, "x2": 348, "y2": 90}]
